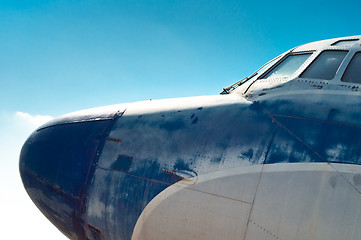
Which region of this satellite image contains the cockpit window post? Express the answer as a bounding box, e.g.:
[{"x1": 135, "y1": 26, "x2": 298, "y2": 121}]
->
[{"x1": 341, "y1": 52, "x2": 361, "y2": 84}]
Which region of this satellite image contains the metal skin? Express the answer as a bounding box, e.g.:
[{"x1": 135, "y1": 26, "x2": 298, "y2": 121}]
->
[{"x1": 20, "y1": 35, "x2": 361, "y2": 240}]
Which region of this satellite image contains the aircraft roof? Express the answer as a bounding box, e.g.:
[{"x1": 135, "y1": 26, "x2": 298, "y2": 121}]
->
[{"x1": 227, "y1": 35, "x2": 361, "y2": 100}]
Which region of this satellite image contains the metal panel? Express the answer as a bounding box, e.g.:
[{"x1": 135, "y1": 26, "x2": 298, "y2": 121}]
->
[
  {"x1": 245, "y1": 163, "x2": 361, "y2": 240},
  {"x1": 20, "y1": 119, "x2": 116, "y2": 239},
  {"x1": 86, "y1": 97, "x2": 277, "y2": 239}
]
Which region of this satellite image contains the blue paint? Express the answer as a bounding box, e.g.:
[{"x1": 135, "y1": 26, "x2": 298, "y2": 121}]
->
[
  {"x1": 260, "y1": 104, "x2": 361, "y2": 165},
  {"x1": 21, "y1": 94, "x2": 361, "y2": 240},
  {"x1": 19, "y1": 119, "x2": 115, "y2": 239},
  {"x1": 326, "y1": 109, "x2": 337, "y2": 121},
  {"x1": 265, "y1": 119, "x2": 324, "y2": 164},
  {"x1": 191, "y1": 116, "x2": 198, "y2": 124},
  {"x1": 20, "y1": 120, "x2": 113, "y2": 197},
  {"x1": 19, "y1": 36, "x2": 361, "y2": 240},
  {"x1": 249, "y1": 101, "x2": 262, "y2": 111},
  {"x1": 20, "y1": 168, "x2": 81, "y2": 239},
  {"x1": 91, "y1": 158, "x2": 181, "y2": 240},
  {"x1": 173, "y1": 158, "x2": 192, "y2": 172},
  {"x1": 159, "y1": 119, "x2": 186, "y2": 131},
  {"x1": 211, "y1": 156, "x2": 223, "y2": 163},
  {"x1": 241, "y1": 149, "x2": 254, "y2": 159},
  {"x1": 87, "y1": 225, "x2": 103, "y2": 240},
  {"x1": 111, "y1": 155, "x2": 133, "y2": 172},
  {"x1": 91, "y1": 102, "x2": 275, "y2": 238}
]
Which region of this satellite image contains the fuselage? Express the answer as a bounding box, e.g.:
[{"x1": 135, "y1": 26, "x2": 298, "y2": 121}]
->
[{"x1": 20, "y1": 35, "x2": 361, "y2": 240}]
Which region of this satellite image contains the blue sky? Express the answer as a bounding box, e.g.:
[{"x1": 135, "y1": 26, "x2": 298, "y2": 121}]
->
[
  {"x1": 1, "y1": 0, "x2": 360, "y2": 239},
  {"x1": 2, "y1": 0, "x2": 360, "y2": 115}
]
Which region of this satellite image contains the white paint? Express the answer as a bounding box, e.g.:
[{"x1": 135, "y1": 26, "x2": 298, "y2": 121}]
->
[
  {"x1": 132, "y1": 163, "x2": 361, "y2": 240},
  {"x1": 231, "y1": 35, "x2": 361, "y2": 102}
]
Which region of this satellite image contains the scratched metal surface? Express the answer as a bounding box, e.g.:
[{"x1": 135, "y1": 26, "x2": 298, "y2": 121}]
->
[
  {"x1": 20, "y1": 119, "x2": 117, "y2": 239},
  {"x1": 85, "y1": 95, "x2": 276, "y2": 239},
  {"x1": 84, "y1": 89, "x2": 361, "y2": 239},
  {"x1": 19, "y1": 35, "x2": 361, "y2": 240}
]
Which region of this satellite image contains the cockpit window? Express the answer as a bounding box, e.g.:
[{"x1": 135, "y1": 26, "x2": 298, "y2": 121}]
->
[
  {"x1": 300, "y1": 50, "x2": 348, "y2": 80},
  {"x1": 262, "y1": 53, "x2": 312, "y2": 80},
  {"x1": 341, "y1": 52, "x2": 361, "y2": 84},
  {"x1": 331, "y1": 39, "x2": 359, "y2": 47},
  {"x1": 246, "y1": 56, "x2": 281, "y2": 82}
]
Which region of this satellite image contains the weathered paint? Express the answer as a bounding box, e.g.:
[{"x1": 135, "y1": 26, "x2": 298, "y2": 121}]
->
[
  {"x1": 85, "y1": 96, "x2": 275, "y2": 239},
  {"x1": 20, "y1": 120, "x2": 116, "y2": 239},
  {"x1": 19, "y1": 35, "x2": 361, "y2": 240}
]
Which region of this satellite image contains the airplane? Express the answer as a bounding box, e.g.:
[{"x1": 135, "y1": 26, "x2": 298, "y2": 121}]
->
[{"x1": 20, "y1": 35, "x2": 361, "y2": 240}]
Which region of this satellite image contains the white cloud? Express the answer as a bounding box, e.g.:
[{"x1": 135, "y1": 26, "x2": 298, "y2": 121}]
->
[
  {"x1": 0, "y1": 112, "x2": 53, "y2": 166},
  {"x1": 14, "y1": 111, "x2": 53, "y2": 131},
  {"x1": 0, "y1": 111, "x2": 67, "y2": 240}
]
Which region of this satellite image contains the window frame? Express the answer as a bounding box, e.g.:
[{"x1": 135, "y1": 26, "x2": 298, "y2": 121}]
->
[
  {"x1": 331, "y1": 39, "x2": 359, "y2": 47},
  {"x1": 341, "y1": 51, "x2": 361, "y2": 84},
  {"x1": 258, "y1": 51, "x2": 314, "y2": 80},
  {"x1": 299, "y1": 50, "x2": 349, "y2": 81}
]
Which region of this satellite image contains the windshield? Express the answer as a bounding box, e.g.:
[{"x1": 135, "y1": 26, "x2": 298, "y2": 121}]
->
[
  {"x1": 342, "y1": 52, "x2": 361, "y2": 83},
  {"x1": 220, "y1": 55, "x2": 281, "y2": 94},
  {"x1": 262, "y1": 53, "x2": 312, "y2": 79},
  {"x1": 300, "y1": 50, "x2": 348, "y2": 80}
]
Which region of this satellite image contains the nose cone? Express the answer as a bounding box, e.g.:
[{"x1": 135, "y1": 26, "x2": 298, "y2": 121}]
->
[{"x1": 19, "y1": 119, "x2": 114, "y2": 239}]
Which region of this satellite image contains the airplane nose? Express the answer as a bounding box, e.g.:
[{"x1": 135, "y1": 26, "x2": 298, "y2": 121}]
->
[{"x1": 19, "y1": 119, "x2": 115, "y2": 239}]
